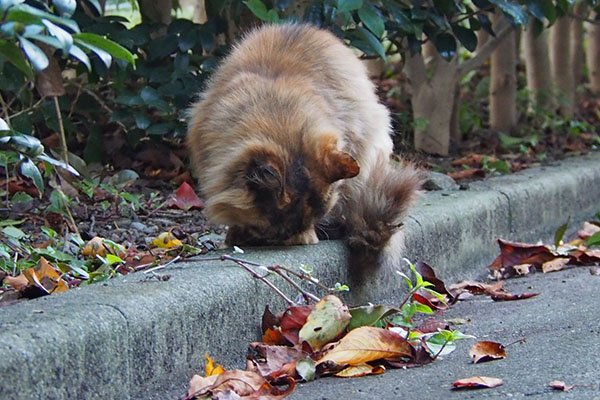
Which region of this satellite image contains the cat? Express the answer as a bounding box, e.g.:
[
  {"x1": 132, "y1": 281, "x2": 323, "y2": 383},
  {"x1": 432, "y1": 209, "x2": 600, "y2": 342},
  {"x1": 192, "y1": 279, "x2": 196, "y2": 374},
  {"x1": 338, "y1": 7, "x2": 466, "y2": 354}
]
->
[{"x1": 187, "y1": 23, "x2": 422, "y2": 257}]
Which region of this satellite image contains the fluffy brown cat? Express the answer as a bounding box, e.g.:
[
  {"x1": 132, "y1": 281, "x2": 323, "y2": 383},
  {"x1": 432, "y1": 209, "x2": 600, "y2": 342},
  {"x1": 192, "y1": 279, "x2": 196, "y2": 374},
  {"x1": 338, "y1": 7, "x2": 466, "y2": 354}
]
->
[{"x1": 187, "y1": 23, "x2": 421, "y2": 255}]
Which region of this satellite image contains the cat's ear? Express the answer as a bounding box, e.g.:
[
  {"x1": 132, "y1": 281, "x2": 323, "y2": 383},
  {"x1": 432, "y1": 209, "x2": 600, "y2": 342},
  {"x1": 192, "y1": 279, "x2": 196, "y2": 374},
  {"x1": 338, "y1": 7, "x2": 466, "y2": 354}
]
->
[
  {"x1": 324, "y1": 150, "x2": 360, "y2": 183},
  {"x1": 245, "y1": 157, "x2": 284, "y2": 195}
]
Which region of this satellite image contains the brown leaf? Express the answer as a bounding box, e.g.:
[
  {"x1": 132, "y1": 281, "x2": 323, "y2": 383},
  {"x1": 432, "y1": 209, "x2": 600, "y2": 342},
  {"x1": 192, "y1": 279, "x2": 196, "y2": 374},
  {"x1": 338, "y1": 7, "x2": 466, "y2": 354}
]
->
[
  {"x1": 187, "y1": 370, "x2": 265, "y2": 398},
  {"x1": 414, "y1": 318, "x2": 450, "y2": 334},
  {"x1": 168, "y1": 182, "x2": 204, "y2": 211},
  {"x1": 549, "y1": 380, "x2": 575, "y2": 391},
  {"x1": 487, "y1": 239, "x2": 556, "y2": 271},
  {"x1": 489, "y1": 291, "x2": 539, "y2": 301},
  {"x1": 4, "y1": 274, "x2": 29, "y2": 292},
  {"x1": 316, "y1": 327, "x2": 412, "y2": 367},
  {"x1": 452, "y1": 376, "x2": 504, "y2": 389},
  {"x1": 261, "y1": 305, "x2": 279, "y2": 334},
  {"x1": 262, "y1": 328, "x2": 286, "y2": 346},
  {"x1": 590, "y1": 266, "x2": 600, "y2": 276},
  {"x1": 469, "y1": 341, "x2": 507, "y2": 363},
  {"x1": 35, "y1": 44, "x2": 66, "y2": 97},
  {"x1": 386, "y1": 344, "x2": 434, "y2": 368},
  {"x1": 299, "y1": 295, "x2": 351, "y2": 351},
  {"x1": 334, "y1": 363, "x2": 385, "y2": 378},
  {"x1": 568, "y1": 248, "x2": 600, "y2": 265},
  {"x1": 451, "y1": 154, "x2": 498, "y2": 168},
  {"x1": 248, "y1": 343, "x2": 308, "y2": 380},
  {"x1": 541, "y1": 257, "x2": 570, "y2": 273},
  {"x1": 577, "y1": 222, "x2": 600, "y2": 240},
  {"x1": 415, "y1": 261, "x2": 454, "y2": 301},
  {"x1": 448, "y1": 168, "x2": 485, "y2": 181},
  {"x1": 280, "y1": 305, "x2": 314, "y2": 345}
]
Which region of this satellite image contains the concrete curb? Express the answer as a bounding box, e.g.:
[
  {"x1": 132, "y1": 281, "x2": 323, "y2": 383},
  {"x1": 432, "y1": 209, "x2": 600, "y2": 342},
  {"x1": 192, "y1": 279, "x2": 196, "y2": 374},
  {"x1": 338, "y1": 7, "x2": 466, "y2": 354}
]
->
[{"x1": 1, "y1": 153, "x2": 599, "y2": 399}]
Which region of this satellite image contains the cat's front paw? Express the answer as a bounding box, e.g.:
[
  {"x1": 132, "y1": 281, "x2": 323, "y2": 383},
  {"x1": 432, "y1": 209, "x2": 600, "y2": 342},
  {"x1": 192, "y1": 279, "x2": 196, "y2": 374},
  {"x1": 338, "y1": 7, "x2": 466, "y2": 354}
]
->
[{"x1": 285, "y1": 228, "x2": 319, "y2": 245}]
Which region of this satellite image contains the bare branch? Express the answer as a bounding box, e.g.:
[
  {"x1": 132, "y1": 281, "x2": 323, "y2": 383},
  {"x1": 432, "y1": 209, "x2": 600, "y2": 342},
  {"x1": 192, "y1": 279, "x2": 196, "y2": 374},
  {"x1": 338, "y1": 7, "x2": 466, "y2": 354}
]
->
[{"x1": 457, "y1": 18, "x2": 516, "y2": 78}]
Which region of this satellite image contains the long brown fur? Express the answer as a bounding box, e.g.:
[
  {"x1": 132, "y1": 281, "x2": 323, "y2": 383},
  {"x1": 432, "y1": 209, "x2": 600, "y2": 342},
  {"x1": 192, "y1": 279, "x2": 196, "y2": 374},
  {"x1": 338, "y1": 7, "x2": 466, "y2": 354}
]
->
[{"x1": 187, "y1": 23, "x2": 422, "y2": 256}]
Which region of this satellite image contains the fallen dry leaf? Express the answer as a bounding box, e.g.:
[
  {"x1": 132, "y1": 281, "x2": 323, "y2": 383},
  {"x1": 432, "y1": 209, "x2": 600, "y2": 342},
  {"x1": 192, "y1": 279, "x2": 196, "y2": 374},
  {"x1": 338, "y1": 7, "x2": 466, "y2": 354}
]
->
[
  {"x1": 168, "y1": 182, "x2": 204, "y2": 211},
  {"x1": 280, "y1": 305, "x2": 314, "y2": 345},
  {"x1": 247, "y1": 343, "x2": 308, "y2": 380},
  {"x1": 452, "y1": 376, "x2": 504, "y2": 390},
  {"x1": 415, "y1": 261, "x2": 454, "y2": 302},
  {"x1": 7, "y1": 257, "x2": 69, "y2": 298},
  {"x1": 206, "y1": 354, "x2": 225, "y2": 376},
  {"x1": 334, "y1": 363, "x2": 385, "y2": 378},
  {"x1": 4, "y1": 274, "x2": 29, "y2": 292},
  {"x1": 489, "y1": 291, "x2": 539, "y2": 301},
  {"x1": 81, "y1": 236, "x2": 126, "y2": 258},
  {"x1": 590, "y1": 266, "x2": 600, "y2": 276},
  {"x1": 316, "y1": 327, "x2": 412, "y2": 367},
  {"x1": 487, "y1": 239, "x2": 556, "y2": 273},
  {"x1": 541, "y1": 257, "x2": 570, "y2": 273},
  {"x1": 577, "y1": 221, "x2": 600, "y2": 240},
  {"x1": 299, "y1": 295, "x2": 351, "y2": 351},
  {"x1": 448, "y1": 168, "x2": 485, "y2": 181},
  {"x1": 152, "y1": 232, "x2": 183, "y2": 249},
  {"x1": 187, "y1": 370, "x2": 266, "y2": 398},
  {"x1": 451, "y1": 153, "x2": 498, "y2": 168},
  {"x1": 549, "y1": 380, "x2": 575, "y2": 391},
  {"x1": 469, "y1": 341, "x2": 507, "y2": 363}
]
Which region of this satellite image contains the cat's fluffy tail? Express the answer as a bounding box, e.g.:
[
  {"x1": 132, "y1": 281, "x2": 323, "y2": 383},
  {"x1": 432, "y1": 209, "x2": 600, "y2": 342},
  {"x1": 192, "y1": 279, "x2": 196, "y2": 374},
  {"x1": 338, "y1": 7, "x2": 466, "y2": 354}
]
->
[{"x1": 343, "y1": 155, "x2": 423, "y2": 254}]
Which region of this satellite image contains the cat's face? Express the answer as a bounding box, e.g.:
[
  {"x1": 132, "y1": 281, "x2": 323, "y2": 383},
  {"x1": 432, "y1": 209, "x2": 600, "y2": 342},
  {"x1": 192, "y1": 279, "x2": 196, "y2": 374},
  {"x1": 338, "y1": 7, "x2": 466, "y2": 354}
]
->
[{"x1": 205, "y1": 137, "x2": 359, "y2": 245}]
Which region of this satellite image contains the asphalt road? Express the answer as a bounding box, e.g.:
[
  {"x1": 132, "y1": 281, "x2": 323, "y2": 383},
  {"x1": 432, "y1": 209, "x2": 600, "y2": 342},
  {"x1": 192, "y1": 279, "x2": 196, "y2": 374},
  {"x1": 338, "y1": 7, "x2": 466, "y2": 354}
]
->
[{"x1": 288, "y1": 266, "x2": 600, "y2": 400}]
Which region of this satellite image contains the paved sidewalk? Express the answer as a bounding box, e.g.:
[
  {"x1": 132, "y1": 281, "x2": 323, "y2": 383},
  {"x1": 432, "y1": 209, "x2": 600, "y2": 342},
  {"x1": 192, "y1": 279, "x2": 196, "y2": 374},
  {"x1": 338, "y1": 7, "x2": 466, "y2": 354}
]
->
[
  {"x1": 1, "y1": 153, "x2": 599, "y2": 399},
  {"x1": 289, "y1": 267, "x2": 600, "y2": 400}
]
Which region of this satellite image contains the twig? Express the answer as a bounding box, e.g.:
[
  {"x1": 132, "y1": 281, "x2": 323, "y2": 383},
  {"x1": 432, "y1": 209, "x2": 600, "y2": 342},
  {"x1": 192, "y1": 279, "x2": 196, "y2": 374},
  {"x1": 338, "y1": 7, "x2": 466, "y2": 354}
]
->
[
  {"x1": 6, "y1": 97, "x2": 45, "y2": 120},
  {"x1": 53, "y1": 96, "x2": 68, "y2": 164},
  {"x1": 503, "y1": 337, "x2": 526, "y2": 347},
  {"x1": 266, "y1": 265, "x2": 320, "y2": 303},
  {"x1": 431, "y1": 340, "x2": 448, "y2": 361},
  {"x1": 142, "y1": 255, "x2": 181, "y2": 274},
  {"x1": 0, "y1": 91, "x2": 11, "y2": 125}
]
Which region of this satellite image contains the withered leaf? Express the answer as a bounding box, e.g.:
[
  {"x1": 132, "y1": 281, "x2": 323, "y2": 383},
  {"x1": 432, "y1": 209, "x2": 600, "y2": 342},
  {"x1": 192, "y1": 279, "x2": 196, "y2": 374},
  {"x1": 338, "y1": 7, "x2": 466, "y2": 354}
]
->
[
  {"x1": 415, "y1": 261, "x2": 454, "y2": 301},
  {"x1": 542, "y1": 257, "x2": 570, "y2": 273},
  {"x1": 151, "y1": 232, "x2": 183, "y2": 249},
  {"x1": 187, "y1": 370, "x2": 267, "y2": 398},
  {"x1": 490, "y1": 291, "x2": 538, "y2": 301},
  {"x1": 280, "y1": 305, "x2": 314, "y2": 345},
  {"x1": 82, "y1": 236, "x2": 126, "y2": 258},
  {"x1": 451, "y1": 154, "x2": 498, "y2": 168},
  {"x1": 261, "y1": 305, "x2": 279, "y2": 334},
  {"x1": 549, "y1": 380, "x2": 575, "y2": 391},
  {"x1": 452, "y1": 376, "x2": 504, "y2": 390},
  {"x1": 334, "y1": 363, "x2": 385, "y2": 378},
  {"x1": 448, "y1": 168, "x2": 485, "y2": 181},
  {"x1": 487, "y1": 239, "x2": 556, "y2": 271},
  {"x1": 469, "y1": 341, "x2": 507, "y2": 363},
  {"x1": 168, "y1": 182, "x2": 204, "y2": 211},
  {"x1": 316, "y1": 327, "x2": 412, "y2": 367},
  {"x1": 205, "y1": 354, "x2": 225, "y2": 376},
  {"x1": 247, "y1": 343, "x2": 307, "y2": 380},
  {"x1": 299, "y1": 295, "x2": 351, "y2": 351}
]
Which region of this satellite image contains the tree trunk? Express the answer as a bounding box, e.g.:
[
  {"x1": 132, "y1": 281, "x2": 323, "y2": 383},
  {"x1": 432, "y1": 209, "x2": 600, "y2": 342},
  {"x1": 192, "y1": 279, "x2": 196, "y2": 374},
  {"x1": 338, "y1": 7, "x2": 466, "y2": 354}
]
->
[
  {"x1": 405, "y1": 52, "x2": 457, "y2": 155},
  {"x1": 522, "y1": 17, "x2": 553, "y2": 109},
  {"x1": 489, "y1": 14, "x2": 517, "y2": 132},
  {"x1": 139, "y1": 0, "x2": 172, "y2": 24},
  {"x1": 586, "y1": 12, "x2": 600, "y2": 94},
  {"x1": 570, "y1": 2, "x2": 586, "y2": 89},
  {"x1": 550, "y1": 15, "x2": 574, "y2": 116}
]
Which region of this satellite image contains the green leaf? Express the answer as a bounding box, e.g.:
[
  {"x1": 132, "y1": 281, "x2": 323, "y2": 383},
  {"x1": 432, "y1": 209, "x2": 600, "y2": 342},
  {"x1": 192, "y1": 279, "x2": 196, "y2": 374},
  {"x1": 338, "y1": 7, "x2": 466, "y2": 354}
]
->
[
  {"x1": 337, "y1": 0, "x2": 363, "y2": 12},
  {"x1": 18, "y1": 36, "x2": 48, "y2": 71},
  {"x1": 68, "y1": 44, "x2": 91, "y2": 70},
  {"x1": 72, "y1": 33, "x2": 135, "y2": 66},
  {"x1": 414, "y1": 303, "x2": 434, "y2": 314},
  {"x1": 2, "y1": 225, "x2": 27, "y2": 239},
  {"x1": 134, "y1": 113, "x2": 151, "y2": 129},
  {"x1": 11, "y1": 191, "x2": 32, "y2": 203},
  {"x1": 489, "y1": 0, "x2": 528, "y2": 26},
  {"x1": 356, "y1": 26, "x2": 386, "y2": 59},
  {"x1": 243, "y1": 0, "x2": 269, "y2": 21},
  {"x1": 358, "y1": 4, "x2": 385, "y2": 38},
  {"x1": 7, "y1": 4, "x2": 79, "y2": 32},
  {"x1": 586, "y1": 231, "x2": 600, "y2": 247},
  {"x1": 554, "y1": 216, "x2": 570, "y2": 248},
  {"x1": 0, "y1": 39, "x2": 32, "y2": 78},
  {"x1": 20, "y1": 157, "x2": 44, "y2": 195},
  {"x1": 52, "y1": 0, "x2": 76, "y2": 17},
  {"x1": 37, "y1": 153, "x2": 79, "y2": 176},
  {"x1": 432, "y1": 33, "x2": 456, "y2": 61},
  {"x1": 348, "y1": 305, "x2": 401, "y2": 330},
  {"x1": 74, "y1": 38, "x2": 111, "y2": 68},
  {"x1": 267, "y1": 9, "x2": 280, "y2": 22},
  {"x1": 0, "y1": 219, "x2": 25, "y2": 227},
  {"x1": 452, "y1": 25, "x2": 477, "y2": 52},
  {"x1": 41, "y1": 19, "x2": 73, "y2": 53},
  {"x1": 0, "y1": 117, "x2": 9, "y2": 131}
]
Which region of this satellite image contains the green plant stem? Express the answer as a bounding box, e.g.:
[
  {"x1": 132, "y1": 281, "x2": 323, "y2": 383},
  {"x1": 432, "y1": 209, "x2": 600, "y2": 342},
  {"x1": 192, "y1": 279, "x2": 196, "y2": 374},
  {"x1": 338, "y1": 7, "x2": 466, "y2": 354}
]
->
[
  {"x1": 431, "y1": 340, "x2": 449, "y2": 361},
  {"x1": 53, "y1": 96, "x2": 68, "y2": 164}
]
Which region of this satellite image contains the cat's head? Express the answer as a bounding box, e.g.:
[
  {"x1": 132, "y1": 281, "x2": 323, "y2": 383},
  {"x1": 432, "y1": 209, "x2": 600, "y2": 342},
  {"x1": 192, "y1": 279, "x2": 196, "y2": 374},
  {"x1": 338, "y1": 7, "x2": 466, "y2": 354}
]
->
[{"x1": 205, "y1": 134, "x2": 359, "y2": 245}]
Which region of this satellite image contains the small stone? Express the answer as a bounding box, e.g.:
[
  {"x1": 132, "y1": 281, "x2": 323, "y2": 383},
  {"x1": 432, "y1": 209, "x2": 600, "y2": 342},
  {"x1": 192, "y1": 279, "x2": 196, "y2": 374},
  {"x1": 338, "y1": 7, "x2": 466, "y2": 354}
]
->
[{"x1": 423, "y1": 171, "x2": 459, "y2": 191}]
